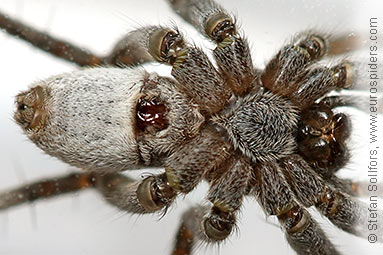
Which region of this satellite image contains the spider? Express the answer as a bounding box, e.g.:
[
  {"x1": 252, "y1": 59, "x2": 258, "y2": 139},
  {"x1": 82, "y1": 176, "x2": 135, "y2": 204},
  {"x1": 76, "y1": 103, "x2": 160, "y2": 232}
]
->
[{"x1": 0, "y1": 0, "x2": 382, "y2": 255}]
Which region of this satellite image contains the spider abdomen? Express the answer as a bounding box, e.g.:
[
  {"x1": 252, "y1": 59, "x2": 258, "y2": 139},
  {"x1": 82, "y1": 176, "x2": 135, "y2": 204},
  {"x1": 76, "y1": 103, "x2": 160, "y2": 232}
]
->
[{"x1": 213, "y1": 90, "x2": 299, "y2": 162}]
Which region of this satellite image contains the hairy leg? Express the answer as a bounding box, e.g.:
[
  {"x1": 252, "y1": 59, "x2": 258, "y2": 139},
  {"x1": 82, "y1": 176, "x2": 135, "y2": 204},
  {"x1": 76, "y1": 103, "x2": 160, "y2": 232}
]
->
[
  {"x1": 288, "y1": 62, "x2": 353, "y2": 109},
  {"x1": 203, "y1": 156, "x2": 253, "y2": 241},
  {"x1": 261, "y1": 31, "x2": 328, "y2": 94},
  {"x1": 165, "y1": 127, "x2": 232, "y2": 194},
  {"x1": 123, "y1": 25, "x2": 231, "y2": 114},
  {"x1": 0, "y1": 171, "x2": 177, "y2": 214},
  {"x1": 168, "y1": 0, "x2": 258, "y2": 95},
  {"x1": 279, "y1": 154, "x2": 383, "y2": 242},
  {"x1": 170, "y1": 155, "x2": 253, "y2": 251},
  {"x1": 316, "y1": 186, "x2": 383, "y2": 242},
  {"x1": 252, "y1": 161, "x2": 340, "y2": 255}
]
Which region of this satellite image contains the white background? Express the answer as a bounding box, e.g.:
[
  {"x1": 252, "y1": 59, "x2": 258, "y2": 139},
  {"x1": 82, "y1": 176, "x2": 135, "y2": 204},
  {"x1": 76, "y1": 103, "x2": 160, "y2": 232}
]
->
[{"x1": 0, "y1": 0, "x2": 382, "y2": 254}]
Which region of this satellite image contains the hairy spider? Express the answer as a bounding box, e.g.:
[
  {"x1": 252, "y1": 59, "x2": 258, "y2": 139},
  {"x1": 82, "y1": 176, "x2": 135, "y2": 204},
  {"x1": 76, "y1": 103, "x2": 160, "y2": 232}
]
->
[{"x1": 0, "y1": 0, "x2": 382, "y2": 254}]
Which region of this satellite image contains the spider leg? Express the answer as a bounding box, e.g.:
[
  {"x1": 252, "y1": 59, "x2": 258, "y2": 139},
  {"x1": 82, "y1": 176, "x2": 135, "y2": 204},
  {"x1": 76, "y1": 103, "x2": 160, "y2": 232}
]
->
[
  {"x1": 327, "y1": 176, "x2": 383, "y2": 197},
  {"x1": 260, "y1": 31, "x2": 357, "y2": 104},
  {"x1": 206, "y1": 156, "x2": 252, "y2": 216},
  {"x1": 279, "y1": 154, "x2": 383, "y2": 242},
  {"x1": 168, "y1": 0, "x2": 259, "y2": 95},
  {"x1": 261, "y1": 31, "x2": 328, "y2": 93},
  {"x1": 252, "y1": 161, "x2": 340, "y2": 255},
  {"x1": 320, "y1": 95, "x2": 359, "y2": 109},
  {"x1": 96, "y1": 172, "x2": 176, "y2": 214},
  {"x1": 0, "y1": 11, "x2": 154, "y2": 67},
  {"x1": 127, "y1": 25, "x2": 231, "y2": 114},
  {"x1": 320, "y1": 94, "x2": 383, "y2": 114},
  {"x1": 287, "y1": 61, "x2": 353, "y2": 109},
  {"x1": 171, "y1": 156, "x2": 254, "y2": 254},
  {"x1": 0, "y1": 172, "x2": 95, "y2": 210},
  {"x1": 202, "y1": 156, "x2": 254, "y2": 242},
  {"x1": 0, "y1": 171, "x2": 177, "y2": 214},
  {"x1": 171, "y1": 205, "x2": 209, "y2": 255},
  {"x1": 327, "y1": 33, "x2": 362, "y2": 56},
  {"x1": 316, "y1": 186, "x2": 383, "y2": 242},
  {"x1": 165, "y1": 127, "x2": 232, "y2": 194},
  {"x1": 0, "y1": 11, "x2": 103, "y2": 67},
  {"x1": 171, "y1": 155, "x2": 253, "y2": 253}
]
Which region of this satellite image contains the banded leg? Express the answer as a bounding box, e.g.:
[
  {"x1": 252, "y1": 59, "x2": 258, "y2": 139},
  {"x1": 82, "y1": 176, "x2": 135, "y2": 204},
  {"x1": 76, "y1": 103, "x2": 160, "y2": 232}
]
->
[
  {"x1": 316, "y1": 186, "x2": 383, "y2": 242},
  {"x1": 278, "y1": 155, "x2": 383, "y2": 243},
  {"x1": 0, "y1": 172, "x2": 177, "y2": 215},
  {"x1": 0, "y1": 11, "x2": 154, "y2": 67},
  {"x1": 203, "y1": 156, "x2": 253, "y2": 241},
  {"x1": 278, "y1": 206, "x2": 340, "y2": 255},
  {"x1": 252, "y1": 161, "x2": 340, "y2": 255},
  {"x1": 168, "y1": 0, "x2": 258, "y2": 95}
]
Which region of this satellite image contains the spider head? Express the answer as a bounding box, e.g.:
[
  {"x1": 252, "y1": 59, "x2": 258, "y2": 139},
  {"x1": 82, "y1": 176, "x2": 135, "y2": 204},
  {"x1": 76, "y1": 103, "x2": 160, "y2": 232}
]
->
[{"x1": 14, "y1": 85, "x2": 49, "y2": 132}]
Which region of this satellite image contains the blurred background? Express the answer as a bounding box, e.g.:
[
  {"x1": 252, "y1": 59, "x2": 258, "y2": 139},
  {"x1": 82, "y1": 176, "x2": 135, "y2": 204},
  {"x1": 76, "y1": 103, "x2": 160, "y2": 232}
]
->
[{"x1": 0, "y1": 0, "x2": 382, "y2": 254}]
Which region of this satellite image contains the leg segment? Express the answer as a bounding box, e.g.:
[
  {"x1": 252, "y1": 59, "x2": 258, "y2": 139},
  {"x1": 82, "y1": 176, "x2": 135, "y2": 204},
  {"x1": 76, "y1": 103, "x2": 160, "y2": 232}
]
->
[
  {"x1": 0, "y1": 11, "x2": 103, "y2": 67},
  {"x1": 261, "y1": 32, "x2": 328, "y2": 95},
  {"x1": 171, "y1": 204, "x2": 238, "y2": 254},
  {"x1": 203, "y1": 156, "x2": 253, "y2": 241},
  {"x1": 0, "y1": 172, "x2": 95, "y2": 210},
  {"x1": 320, "y1": 94, "x2": 383, "y2": 114},
  {"x1": 96, "y1": 172, "x2": 177, "y2": 214},
  {"x1": 280, "y1": 154, "x2": 325, "y2": 207},
  {"x1": 278, "y1": 206, "x2": 340, "y2": 255},
  {"x1": 0, "y1": 171, "x2": 177, "y2": 215},
  {"x1": 0, "y1": 11, "x2": 155, "y2": 67},
  {"x1": 171, "y1": 155, "x2": 252, "y2": 247},
  {"x1": 328, "y1": 176, "x2": 383, "y2": 197},
  {"x1": 165, "y1": 127, "x2": 232, "y2": 194},
  {"x1": 278, "y1": 155, "x2": 383, "y2": 243},
  {"x1": 252, "y1": 161, "x2": 340, "y2": 255},
  {"x1": 289, "y1": 61, "x2": 353, "y2": 109},
  {"x1": 171, "y1": 205, "x2": 209, "y2": 255},
  {"x1": 206, "y1": 156, "x2": 252, "y2": 213},
  {"x1": 168, "y1": 0, "x2": 258, "y2": 95},
  {"x1": 130, "y1": 25, "x2": 231, "y2": 114},
  {"x1": 316, "y1": 186, "x2": 383, "y2": 242},
  {"x1": 105, "y1": 27, "x2": 157, "y2": 67}
]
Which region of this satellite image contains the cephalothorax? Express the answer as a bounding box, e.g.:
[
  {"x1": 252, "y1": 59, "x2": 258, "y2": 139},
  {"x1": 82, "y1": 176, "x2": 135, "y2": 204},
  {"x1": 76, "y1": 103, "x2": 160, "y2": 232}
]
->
[{"x1": 0, "y1": 0, "x2": 382, "y2": 254}]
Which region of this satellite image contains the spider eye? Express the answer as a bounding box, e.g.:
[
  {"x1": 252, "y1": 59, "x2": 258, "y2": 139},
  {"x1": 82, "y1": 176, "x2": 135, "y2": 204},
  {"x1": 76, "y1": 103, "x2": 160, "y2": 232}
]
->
[{"x1": 136, "y1": 96, "x2": 168, "y2": 133}]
